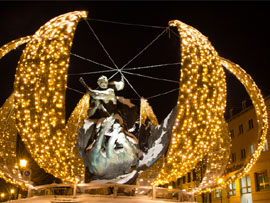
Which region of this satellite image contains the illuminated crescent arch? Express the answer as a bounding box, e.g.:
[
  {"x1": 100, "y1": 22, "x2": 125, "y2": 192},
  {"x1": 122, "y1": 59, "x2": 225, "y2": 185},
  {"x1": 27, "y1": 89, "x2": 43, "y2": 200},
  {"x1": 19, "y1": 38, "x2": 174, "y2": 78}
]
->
[
  {"x1": 1, "y1": 11, "x2": 267, "y2": 189},
  {"x1": 0, "y1": 36, "x2": 31, "y2": 186},
  {"x1": 154, "y1": 20, "x2": 268, "y2": 193},
  {"x1": 154, "y1": 20, "x2": 228, "y2": 186},
  {"x1": 13, "y1": 11, "x2": 89, "y2": 183},
  {"x1": 214, "y1": 58, "x2": 268, "y2": 191}
]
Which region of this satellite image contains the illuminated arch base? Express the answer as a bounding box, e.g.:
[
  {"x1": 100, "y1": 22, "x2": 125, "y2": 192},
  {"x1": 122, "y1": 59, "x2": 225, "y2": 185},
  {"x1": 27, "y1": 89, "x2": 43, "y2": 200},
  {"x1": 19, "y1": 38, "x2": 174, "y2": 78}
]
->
[{"x1": 0, "y1": 11, "x2": 267, "y2": 192}]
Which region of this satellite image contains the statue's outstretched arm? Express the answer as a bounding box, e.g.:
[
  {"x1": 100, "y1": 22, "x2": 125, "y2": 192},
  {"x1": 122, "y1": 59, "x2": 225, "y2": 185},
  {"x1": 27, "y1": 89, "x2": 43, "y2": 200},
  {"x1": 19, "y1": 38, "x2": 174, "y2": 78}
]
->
[
  {"x1": 79, "y1": 77, "x2": 92, "y2": 91},
  {"x1": 79, "y1": 77, "x2": 110, "y2": 98},
  {"x1": 109, "y1": 76, "x2": 125, "y2": 91}
]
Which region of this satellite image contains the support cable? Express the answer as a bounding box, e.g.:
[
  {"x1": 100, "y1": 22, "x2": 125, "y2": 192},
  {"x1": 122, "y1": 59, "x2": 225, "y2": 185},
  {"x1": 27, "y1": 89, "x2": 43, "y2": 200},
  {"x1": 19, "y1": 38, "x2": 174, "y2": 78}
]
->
[
  {"x1": 69, "y1": 69, "x2": 116, "y2": 76},
  {"x1": 67, "y1": 87, "x2": 85, "y2": 95},
  {"x1": 146, "y1": 88, "x2": 180, "y2": 100},
  {"x1": 84, "y1": 19, "x2": 120, "y2": 70},
  {"x1": 124, "y1": 62, "x2": 181, "y2": 71},
  {"x1": 120, "y1": 72, "x2": 141, "y2": 98},
  {"x1": 169, "y1": 28, "x2": 181, "y2": 40},
  {"x1": 120, "y1": 28, "x2": 169, "y2": 70},
  {"x1": 122, "y1": 70, "x2": 179, "y2": 84},
  {"x1": 87, "y1": 18, "x2": 167, "y2": 29},
  {"x1": 108, "y1": 71, "x2": 120, "y2": 81},
  {"x1": 70, "y1": 53, "x2": 116, "y2": 70}
]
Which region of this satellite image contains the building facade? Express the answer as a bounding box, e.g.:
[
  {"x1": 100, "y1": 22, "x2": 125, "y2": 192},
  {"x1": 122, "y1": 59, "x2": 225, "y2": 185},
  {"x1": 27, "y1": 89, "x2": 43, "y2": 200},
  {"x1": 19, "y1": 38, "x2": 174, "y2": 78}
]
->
[
  {"x1": 175, "y1": 96, "x2": 270, "y2": 203},
  {"x1": 210, "y1": 96, "x2": 270, "y2": 203}
]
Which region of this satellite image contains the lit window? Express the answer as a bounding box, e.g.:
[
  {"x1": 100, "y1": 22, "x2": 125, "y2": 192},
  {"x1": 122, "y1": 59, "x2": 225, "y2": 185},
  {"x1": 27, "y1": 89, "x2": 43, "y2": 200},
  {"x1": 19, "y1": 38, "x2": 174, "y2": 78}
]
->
[
  {"x1": 228, "y1": 182, "x2": 236, "y2": 196},
  {"x1": 263, "y1": 140, "x2": 269, "y2": 152},
  {"x1": 248, "y1": 119, "x2": 254, "y2": 130},
  {"x1": 230, "y1": 129, "x2": 234, "y2": 139},
  {"x1": 216, "y1": 188, "x2": 222, "y2": 198},
  {"x1": 231, "y1": 152, "x2": 236, "y2": 162},
  {"x1": 239, "y1": 124, "x2": 244, "y2": 135},
  {"x1": 240, "y1": 175, "x2": 251, "y2": 194},
  {"x1": 241, "y1": 149, "x2": 246, "y2": 159},
  {"x1": 250, "y1": 144, "x2": 254, "y2": 155},
  {"x1": 255, "y1": 170, "x2": 270, "y2": 191}
]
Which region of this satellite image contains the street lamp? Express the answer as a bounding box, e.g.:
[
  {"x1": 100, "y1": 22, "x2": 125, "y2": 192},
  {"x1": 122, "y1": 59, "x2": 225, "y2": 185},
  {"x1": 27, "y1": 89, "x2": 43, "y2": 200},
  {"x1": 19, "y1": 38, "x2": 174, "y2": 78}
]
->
[
  {"x1": 20, "y1": 159, "x2": 27, "y2": 168},
  {"x1": 218, "y1": 178, "x2": 224, "y2": 184},
  {"x1": 10, "y1": 189, "x2": 15, "y2": 200},
  {"x1": 0, "y1": 193, "x2": 5, "y2": 202},
  {"x1": 19, "y1": 159, "x2": 33, "y2": 198}
]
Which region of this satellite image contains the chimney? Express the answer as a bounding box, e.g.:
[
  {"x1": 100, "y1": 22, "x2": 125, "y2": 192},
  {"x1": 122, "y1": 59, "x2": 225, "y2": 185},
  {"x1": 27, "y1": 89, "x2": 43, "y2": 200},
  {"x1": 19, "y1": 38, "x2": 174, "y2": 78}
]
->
[
  {"x1": 229, "y1": 108, "x2": 233, "y2": 117},
  {"x1": 242, "y1": 100, "x2": 247, "y2": 110}
]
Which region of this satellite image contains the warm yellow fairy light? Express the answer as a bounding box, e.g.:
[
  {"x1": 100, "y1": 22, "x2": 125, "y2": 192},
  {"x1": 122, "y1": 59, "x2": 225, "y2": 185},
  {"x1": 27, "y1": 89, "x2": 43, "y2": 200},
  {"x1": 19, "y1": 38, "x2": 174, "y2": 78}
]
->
[
  {"x1": 0, "y1": 94, "x2": 25, "y2": 187},
  {"x1": 0, "y1": 36, "x2": 31, "y2": 59},
  {"x1": 0, "y1": 36, "x2": 31, "y2": 187},
  {"x1": 217, "y1": 178, "x2": 223, "y2": 184},
  {"x1": 0, "y1": 193, "x2": 5, "y2": 198},
  {"x1": 152, "y1": 19, "x2": 267, "y2": 193},
  {"x1": 137, "y1": 98, "x2": 161, "y2": 185},
  {"x1": 195, "y1": 58, "x2": 268, "y2": 194},
  {"x1": 217, "y1": 58, "x2": 268, "y2": 188},
  {"x1": 0, "y1": 10, "x2": 266, "y2": 192},
  {"x1": 10, "y1": 189, "x2": 15, "y2": 194},
  {"x1": 13, "y1": 11, "x2": 89, "y2": 183},
  {"x1": 140, "y1": 97, "x2": 159, "y2": 126},
  {"x1": 154, "y1": 20, "x2": 227, "y2": 186},
  {"x1": 195, "y1": 118, "x2": 231, "y2": 192}
]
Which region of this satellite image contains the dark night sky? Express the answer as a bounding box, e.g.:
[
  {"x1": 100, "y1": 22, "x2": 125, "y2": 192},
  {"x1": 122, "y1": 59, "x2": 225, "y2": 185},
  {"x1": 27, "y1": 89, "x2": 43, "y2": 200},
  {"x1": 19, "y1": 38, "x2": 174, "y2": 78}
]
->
[{"x1": 0, "y1": 1, "x2": 270, "y2": 121}]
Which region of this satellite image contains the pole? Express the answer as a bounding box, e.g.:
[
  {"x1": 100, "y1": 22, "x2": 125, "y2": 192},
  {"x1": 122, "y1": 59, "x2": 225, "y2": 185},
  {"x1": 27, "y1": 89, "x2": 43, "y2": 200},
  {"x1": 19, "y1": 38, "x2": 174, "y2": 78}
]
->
[
  {"x1": 113, "y1": 184, "x2": 118, "y2": 198},
  {"x1": 152, "y1": 185, "x2": 156, "y2": 200},
  {"x1": 73, "y1": 183, "x2": 77, "y2": 198},
  {"x1": 27, "y1": 185, "x2": 32, "y2": 198}
]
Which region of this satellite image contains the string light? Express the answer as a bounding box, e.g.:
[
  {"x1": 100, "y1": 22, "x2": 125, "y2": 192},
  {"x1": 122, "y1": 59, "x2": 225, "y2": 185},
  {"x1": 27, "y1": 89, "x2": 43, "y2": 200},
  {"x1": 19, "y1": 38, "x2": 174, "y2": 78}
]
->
[
  {"x1": 137, "y1": 97, "x2": 161, "y2": 185},
  {"x1": 0, "y1": 36, "x2": 31, "y2": 59},
  {"x1": 140, "y1": 97, "x2": 159, "y2": 126},
  {"x1": 0, "y1": 94, "x2": 25, "y2": 187},
  {"x1": 195, "y1": 57, "x2": 268, "y2": 194},
  {"x1": 195, "y1": 119, "x2": 231, "y2": 192},
  {"x1": 13, "y1": 11, "x2": 89, "y2": 183},
  {"x1": 153, "y1": 20, "x2": 268, "y2": 194},
  {"x1": 154, "y1": 20, "x2": 227, "y2": 186},
  {"x1": 0, "y1": 11, "x2": 267, "y2": 192},
  {"x1": 0, "y1": 36, "x2": 31, "y2": 187},
  {"x1": 216, "y1": 58, "x2": 268, "y2": 190}
]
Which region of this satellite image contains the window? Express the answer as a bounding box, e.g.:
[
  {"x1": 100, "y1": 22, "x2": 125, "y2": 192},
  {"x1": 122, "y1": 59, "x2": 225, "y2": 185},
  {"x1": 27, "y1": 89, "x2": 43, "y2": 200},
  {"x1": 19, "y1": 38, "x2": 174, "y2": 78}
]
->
[
  {"x1": 241, "y1": 149, "x2": 246, "y2": 159},
  {"x1": 250, "y1": 144, "x2": 255, "y2": 155},
  {"x1": 216, "y1": 188, "x2": 222, "y2": 198},
  {"x1": 230, "y1": 129, "x2": 234, "y2": 139},
  {"x1": 263, "y1": 140, "x2": 269, "y2": 152},
  {"x1": 177, "y1": 178, "x2": 181, "y2": 185},
  {"x1": 187, "y1": 172, "x2": 191, "y2": 183},
  {"x1": 240, "y1": 175, "x2": 251, "y2": 194},
  {"x1": 183, "y1": 176, "x2": 186, "y2": 184},
  {"x1": 192, "y1": 169, "x2": 196, "y2": 181},
  {"x1": 239, "y1": 124, "x2": 244, "y2": 135},
  {"x1": 255, "y1": 170, "x2": 270, "y2": 191},
  {"x1": 248, "y1": 119, "x2": 254, "y2": 130},
  {"x1": 231, "y1": 152, "x2": 236, "y2": 162},
  {"x1": 228, "y1": 182, "x2": 236, "y2": 196}
]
